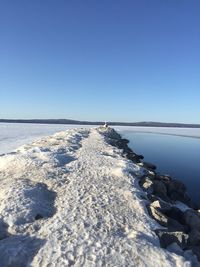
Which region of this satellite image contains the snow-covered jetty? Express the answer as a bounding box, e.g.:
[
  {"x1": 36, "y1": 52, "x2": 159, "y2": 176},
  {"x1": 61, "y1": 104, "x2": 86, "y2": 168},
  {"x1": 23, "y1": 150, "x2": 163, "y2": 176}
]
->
[{"x1": 0, "y1": 127, "x2": 199, "y2": 266}]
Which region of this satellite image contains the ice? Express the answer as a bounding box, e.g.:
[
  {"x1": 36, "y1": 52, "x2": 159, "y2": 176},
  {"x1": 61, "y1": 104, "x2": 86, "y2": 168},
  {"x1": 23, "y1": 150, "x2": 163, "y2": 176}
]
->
[
  {"x1": 0, "y1": 123, "x2": 93, "y2": 155},
  {"x1": 1, "y1": 124, "x2": 200, "y2": 156}
]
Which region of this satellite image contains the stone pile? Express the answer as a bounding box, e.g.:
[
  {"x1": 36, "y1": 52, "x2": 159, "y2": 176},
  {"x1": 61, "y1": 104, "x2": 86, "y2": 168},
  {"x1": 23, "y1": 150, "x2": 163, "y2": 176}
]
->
[{"x1": 100, "y1": 127, "x2": 200, "y2": 262}]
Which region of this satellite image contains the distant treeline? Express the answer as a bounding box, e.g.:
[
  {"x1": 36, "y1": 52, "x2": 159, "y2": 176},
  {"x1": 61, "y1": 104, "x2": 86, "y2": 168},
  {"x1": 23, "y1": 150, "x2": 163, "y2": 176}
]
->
[{"x1": 0, "y1": 119, "x2": 200, "y2": 128}]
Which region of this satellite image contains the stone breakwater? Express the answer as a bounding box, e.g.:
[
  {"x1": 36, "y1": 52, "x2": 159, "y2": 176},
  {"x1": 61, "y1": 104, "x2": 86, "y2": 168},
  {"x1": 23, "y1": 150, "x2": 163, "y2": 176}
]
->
[{"x1": 100, "y1": 127, "x2": 200, "y2": 263}]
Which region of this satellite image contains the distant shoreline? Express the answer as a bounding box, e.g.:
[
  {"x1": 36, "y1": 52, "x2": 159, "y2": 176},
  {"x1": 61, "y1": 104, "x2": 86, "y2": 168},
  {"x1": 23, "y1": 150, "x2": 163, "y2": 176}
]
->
[{"x1": 1, "y1": 119, "x2": 200, "y2": 128}]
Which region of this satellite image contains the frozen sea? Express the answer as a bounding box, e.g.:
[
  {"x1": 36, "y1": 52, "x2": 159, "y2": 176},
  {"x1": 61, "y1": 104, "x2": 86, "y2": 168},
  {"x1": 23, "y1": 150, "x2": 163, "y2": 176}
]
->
[
  {"x1": 0, "y1": 123, "x2": 93, "y2": 155},
  {"x1": 1, "y1": 123, "x2": 200, "y2": 155},
  {"x1": 0, "y1": 123, "x2": 200, "y2": 204}
]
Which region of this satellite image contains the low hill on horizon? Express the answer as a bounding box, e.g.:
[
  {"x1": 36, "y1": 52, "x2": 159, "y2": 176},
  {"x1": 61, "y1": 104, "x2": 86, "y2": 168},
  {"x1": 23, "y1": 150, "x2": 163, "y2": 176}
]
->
[{"x1": 0, "y1": 119, "x2": 200, "y2": 128}]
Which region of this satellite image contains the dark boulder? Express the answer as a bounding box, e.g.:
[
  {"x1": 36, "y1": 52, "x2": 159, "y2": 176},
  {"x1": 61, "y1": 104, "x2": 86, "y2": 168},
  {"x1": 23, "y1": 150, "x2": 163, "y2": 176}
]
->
[
  {"x1": 152, "y1": 180, "x2": 170, "y2": 202},
  {"x1": 115, "y1": 140, "x2": 128, "y2": 149},
  {"x1": 107, "y1": 139, "x2": 118, "y2": 147},
  {"x1": 164, "y1": 179, "x2": 188, "y2": 202},
  {"x1": 167, "y1": 218, "x2": 187, "y2": 232},
  {"x1": 155, "y1": 174, "x2": 172, "y2": 182},
  {"x1": 147, "y1": 194, "x2": 160, "y2": 202},
  {"x1": 188, "y1": 229, "x2": 200, "y2": 246},
  {"x1": 164, "y1": 207, "x2": 185, "y2": 226},
  {"x1": 135, "y1": 154, "x2": 144, "y2": 160},
  {"x1": 142, "y1": 162, "x2": 157, "y2": 171},
  {"x1": 184, "y1": 209, "x2": 200, "y2": 231},
  {"x1": 155, "y1": 230, "x2": 189, "y2": 249},
  {"x1": 35, "y1": 214, "x2": 43, "y2": 220},
  {"x1": 166, "y1": 179, "x2": 186, "y2": 193},
  {"x1": 123, "y1": 147, "x2": 133, "y2": 154},
  {"x1": 121, "y1": 138, "x2": 129, "y2": 144},
  {"x1": 100, "y1": 127, "x2": 121, "y2": 139},
  {"x1": 152, "y1": 205, "x2": 188, "y2": 232},
  {"x1": 125, "y1": 152, "x2": 141, "y2": 163}
]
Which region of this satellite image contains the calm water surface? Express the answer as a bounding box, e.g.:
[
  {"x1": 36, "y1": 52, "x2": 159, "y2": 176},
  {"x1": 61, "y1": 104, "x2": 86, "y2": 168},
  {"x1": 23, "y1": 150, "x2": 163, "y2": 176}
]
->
[{"x1": 120, "y1": 131, "x2": 200, "y2": 205}]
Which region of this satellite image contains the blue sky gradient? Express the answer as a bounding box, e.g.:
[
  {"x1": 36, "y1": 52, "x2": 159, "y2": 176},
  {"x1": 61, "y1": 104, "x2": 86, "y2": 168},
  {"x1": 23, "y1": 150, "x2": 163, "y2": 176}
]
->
[{"x1": 0, "y1": 0, "x2": 200, "y2": 123}]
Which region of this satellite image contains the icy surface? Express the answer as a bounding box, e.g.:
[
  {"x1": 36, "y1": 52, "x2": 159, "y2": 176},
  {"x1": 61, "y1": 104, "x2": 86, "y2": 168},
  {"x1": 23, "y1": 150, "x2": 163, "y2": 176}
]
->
[
  {"x1": 114, "y1": 126, "x2": 200, "y2": 138},
  {"x1": 1, "y1": 123, "x2": 200, "y2": 156},
  {"x1": 0, "y1": 128, "x2": 192, "y2": 266},
  {"x1": 0, "y1": 123, "x2": 93, "y2": 155}
]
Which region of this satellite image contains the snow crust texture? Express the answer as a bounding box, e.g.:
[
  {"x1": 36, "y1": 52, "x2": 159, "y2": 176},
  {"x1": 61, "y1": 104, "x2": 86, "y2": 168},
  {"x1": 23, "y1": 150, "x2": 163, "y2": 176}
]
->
[{"x1": 0, "y1": 128, "x2": 191, "y2": 266}]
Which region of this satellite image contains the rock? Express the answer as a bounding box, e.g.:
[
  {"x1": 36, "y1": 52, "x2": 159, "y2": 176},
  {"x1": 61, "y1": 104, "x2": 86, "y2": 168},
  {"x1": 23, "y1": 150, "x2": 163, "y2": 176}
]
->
[
  {"x1": 163, "y1": 179, "x2": 196, "y2": 208},
  {"x1": 147, "y1": 194, "x2": 160, "y2": 202},
  {"x1": 155, "y1": 230, "x2": 189, "y2": 249},
  {"x1": 135, "y1": 154, "x2": 144, "y2": 160},
  {"x1": 115, "y1": 140, "x2": 127, "y2": 149},
  {"x1": 147, "y1": 205, "x2": 168, "y2": 226},
  {"x1": 164, "y1": 207, "x2": 185, "y2": 225},
  {"x1": 123, "y1": 147, "x2": 133, "y2": 154},
  {"x1": 165, "y1": 179, "x2": 186, "y2": 192},
  {"x1": 159, "y1": 207, "x2": 189, "y2": 232},
  {"x1": 107, "y1": 134, "x2": 145, "y2": 166},
  {"x1": 167, "y1": 218, "x2": 186, "y2": 232},
  {"x1": 188, "y1": 229, "x2": 200, "y2": 246},
  {"x1": 151, "y1": 200, "x2": 171, "y2": 212},
  {"x1": 35, "y1": 214, "x2": 43, "y2": 220},
  {"x1": 155, "y1": 174, "x2": 171, "y2": 182},
  {"x1": 152, "y1": 180, "x2": 169, "y2": 201},
  {"x1": 165, "y1": 179, "x2": 187, "y2": 202},
  {"x1": 165, "y1": 179, "x2": 197, "y2": 208},
  {"x1": 139, "y1": 177, "x2": 154, "y2": 193},
  {"x1": 147, "y1": 170, "x2": 156, "y2": 177},
  {"x1": 142, "y1": 162, "x2": 157, "y2": 170},
  {"x1": 166, "y1": 242, "x2": 183, "y2": 256},
  {"x1": 107, "y1": 139, "x2": 118, "y2": 147},
  {"x1": 125, "y1": 153, "x2": 141, "y2": 163},
  {"x1": 172, "y1": 192, "x2": 192, "y2": 206},
  {"x1": 125, "y1": 151, "x2": 135, "y2": 156},
  {"x1": 121, "y1": 138, "x2": 129, "y2": 144},
  {"x1": 164, "y1": 207, "x2": 189, "y2": 232},
  {"x1": 184, "y1": 209, "x2": 200, "y2": 231},
  {"x1": 99, "y1": 127, "x2": 121, "y2": 139}
]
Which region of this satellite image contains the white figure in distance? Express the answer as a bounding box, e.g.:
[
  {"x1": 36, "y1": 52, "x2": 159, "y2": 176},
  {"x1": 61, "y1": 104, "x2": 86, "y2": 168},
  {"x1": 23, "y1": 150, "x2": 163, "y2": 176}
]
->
[{"x1": 103, "y1": 121, "x2": 108, "y2": 128}]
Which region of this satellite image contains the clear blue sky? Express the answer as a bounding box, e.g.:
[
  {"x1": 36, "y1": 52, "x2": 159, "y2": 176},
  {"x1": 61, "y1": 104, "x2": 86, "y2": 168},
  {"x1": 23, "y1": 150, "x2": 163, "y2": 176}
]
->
[{"x1": 0, "y1": 0, "x2": 200, "y2": 123}]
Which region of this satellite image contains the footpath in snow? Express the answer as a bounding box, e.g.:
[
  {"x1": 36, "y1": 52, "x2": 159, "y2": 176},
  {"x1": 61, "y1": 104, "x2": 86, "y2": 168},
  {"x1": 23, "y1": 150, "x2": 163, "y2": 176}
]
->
[{"x1": 0, "y1": 127, "x2": 197, "y2": 266}]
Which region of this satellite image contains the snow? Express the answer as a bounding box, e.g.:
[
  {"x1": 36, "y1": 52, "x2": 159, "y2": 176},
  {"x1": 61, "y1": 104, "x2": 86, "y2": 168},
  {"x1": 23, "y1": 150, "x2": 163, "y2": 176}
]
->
[
  {"x1": 0, "y1": 123, "x2": 93, "y2": 155},
  {"x1": 1, "y1": 123, "x2": 200, "y2": 156},
  {"x1": 0, "y1": 127, "x2": 193, "y2": 266},
  {"x1": 114, "y1": 126, "x2": 200, "y2": 139}
]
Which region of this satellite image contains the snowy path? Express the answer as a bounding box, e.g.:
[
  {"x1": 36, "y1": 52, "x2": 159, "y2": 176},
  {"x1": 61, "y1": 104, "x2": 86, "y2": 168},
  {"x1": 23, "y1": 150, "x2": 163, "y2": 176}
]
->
[{"x1": 0, "y1": 128, "x2": 189, "y2": 266}]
